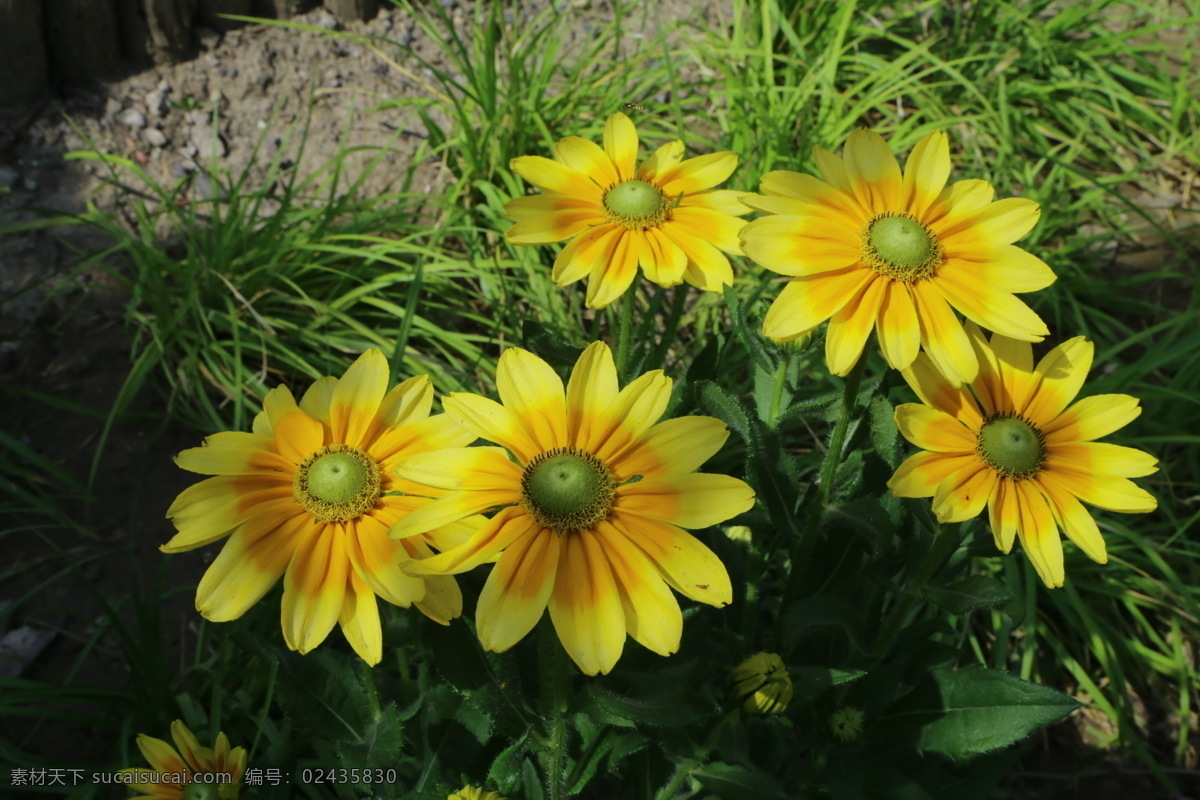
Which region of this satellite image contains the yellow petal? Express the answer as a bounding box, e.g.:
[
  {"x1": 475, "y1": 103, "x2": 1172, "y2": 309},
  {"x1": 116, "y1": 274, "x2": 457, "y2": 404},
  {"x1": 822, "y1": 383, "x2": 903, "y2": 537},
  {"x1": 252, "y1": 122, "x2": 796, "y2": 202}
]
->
[
  {"x1": 281, "y1": 524, "x2": 349, "y2": 654},
  {"x1": 967, "y1": 322, "x2": 1034, "y2": 417},
  {"x1": 593, "y1": 521, "x2": 682, "y2": 656},
  {"x1": 589, "y1": 369, "x2": 673, "y2": 465},
  {"x1": 898, "y1": 352, "x2": 984, "y2": 429},
  {"x1": 585, "y1": 229, "x2": 639, "y2": 309},
  {"x1": 371, "y1": 374, "x2": 433, "y2": 431},
  {"x1": 330, "y1": 350, "x2": 389, "y2": 448},
  {"x1": 175, "y1": 431, "x2": 288, "y2": 476},
  {"x1": 1038, "y1": 476, "x2": 1107, "y2": 564},
  {"x1": 552, "y1": 223, "x2": 621, "y2": 286},
  {"x1": 256, "y1": 384, "x2": 300, "y2": 436},
  {"x1": 611, "y1": 512, "x2": 731, "y2": 607},
  {"x1": 369, "y1": 413, "x2": 477, "y2": 469},
  {"x1": 395, "y1": 446, "x2": 522, "y2": 491},
  {"x1": 637, "y1": 227, "x2": 688, "y2": 287},
  {"x1": 760, "y1": 169, "x2": 867, "y2": 224},
  {"x1": 604, "y1": 112, "x2": 639, "y2": 179},
  {"x1": 894, "y1": 404, "x2": 976, "y2": 452},
  {"x1": 670, "y1": 207, "x2": 746, "y2": 254},
  {"x1": 1023, "y1": 336, "x2": 1093, "y2": 423},
  {"x1": 934, "y1": 270, "x2": 1049, "y2": 342},
  {"x1": 875, "y1": 281, "x2": 920, "y2": 370},
  {"x1": 968, "y1": 197, "x2": 1042, "y2": 244},
  {"x1": 511, "y1": 155, "x2": 602, "y2": 200},
  {"x1": 941, "y1": 244, "x2": 1055, "y2": 294},
  {"x1": 1046, "y1": 441, "x2": 1159, "y2": 478},
  {"x1": 553, "y1": 136, "x2": 620, "y2": 187},
  {"x1": 925, "y1": 178, "x2": 995, "y2": 231},
  {"x1": 616, "y1": 473, "x2": 755, "y2": 529},
  {"x1": 1013, "y1": 481, "x2": 1064, "y2": 589},
  {"x1": 608, "y1": 415, "x2": 731, "y2": 481},
  {"x1": 684, "y1": 189, "x2": 752, "y2": 216},
  {"x1": 169, "y1": 721, "x2": 203, "y2": 772},
  {"x1": 657, "y1": 151, "x2": 739, "y2": 196},
  {"x1": 1040, "y1": 467, "x2": 1157, "y2": 513},
  {"x1": 136, "y1": 735, "x2": 185, "y2": 774},
  {"x1": 476, "y1": 527, "x2": 561, "y2": 652},
  {"x1": 402, "y1": 505, "x2": 535, "y2": 574},
  {"x1": 812, "y1": 145, "x2": 853, "y2": 196},
  {"x1": 387, "y1": 487, "x2": 518, "y2": 541},
  {"x1": 345, "y1": 513, "x2": 427, "y2": 607},
  {"x1": 911, "y1": 282, "x2": 978, "y2": 386},
  {"x1": 825, "y1": 275, "x2": 886, "y2": 376},
  {"x1": 548, "y1": 530, "x2": 627, "y2": 675},
  {"x1": 567, "y1": 342, "x2": 620, "y2": 452},
  {"x1": 902, "y1": 130, "x2": 951, "y2": 218},
  {"x1": 1042, "y1": 394, "x2": 1142, "y2": 444},
  {"x1": 888, "y1": 450, "x2": 978, "y2": 498},
  {"x1": 987, "y1": 477, "x2": 1021, "y2": 554},
  {"x1": 639, "y1": 140, "x2": 685, "y2": 178},
  {"x1": 413, "y1": 572, "x2": 463, "y2": 624},
  {"x1": 504, "y1": 196, "x2": 604, "y2": 244},
  {"x1": 443, "y1": 392, "x2": 542, "y2": 463},
  {"x1": 195, "y1": 514, "x2": 307, "y2": 621},
  {"x1": 163, "y1": 476, "x2": 275, "y2": 552},
  {"x1": 739, "y1": 215, "x2": 862, "y2": 277},
  {"x1": 338, "y1": 571, "x2": 383, "y2": 666},
  {"x1": 931, "y1": 461, "x2": 997, "y2": 523},
  {"x1": 762, "y1": 266, "x2": 874, "y2": 342},
  {"x1": 842, "y1": 129, "x2": 902, "y2": 212},
  {"x1": 657, "y1": 220, "x2": 735, "y2": 292}
]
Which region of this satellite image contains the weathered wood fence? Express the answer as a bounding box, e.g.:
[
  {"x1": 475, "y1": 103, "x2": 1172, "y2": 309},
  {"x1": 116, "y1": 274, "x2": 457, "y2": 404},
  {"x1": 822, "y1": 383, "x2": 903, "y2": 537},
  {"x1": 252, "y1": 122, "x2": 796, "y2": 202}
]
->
[{"x1": 0, "y1": 0, "x2": 382, "y2": 107}]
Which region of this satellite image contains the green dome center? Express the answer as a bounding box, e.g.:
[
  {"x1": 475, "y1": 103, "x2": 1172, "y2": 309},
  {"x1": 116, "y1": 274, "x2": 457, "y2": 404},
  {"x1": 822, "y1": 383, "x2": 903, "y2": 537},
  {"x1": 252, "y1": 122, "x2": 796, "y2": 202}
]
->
[
  {"x1": 521, "y1": 447, "x2": 616, "y2": 532},
  {"x1": 293, "y1": 444, "x2": 382, "y2": 522},
  {"x1": 978, "y1": 416, "x2": 1045, "y2": 478},
  {"x1": 862, "y1": 213, "x2": 942, "y2": 282},
  {"x1": 604, "y1": 180, "x2": 668, "y2": 223}
]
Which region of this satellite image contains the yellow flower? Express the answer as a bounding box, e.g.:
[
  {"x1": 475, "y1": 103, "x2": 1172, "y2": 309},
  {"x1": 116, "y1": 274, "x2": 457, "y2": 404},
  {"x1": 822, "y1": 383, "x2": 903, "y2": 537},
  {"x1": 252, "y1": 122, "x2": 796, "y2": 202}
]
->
[
  {"x1": 731, "y1": 652, "x2": 792, "y2": 715},
  {"x1": 391, "y1": 341, "x2": 756, "y2": 675},
  {"x1": 448, "y1": 786, "x2": 506, "y2": 800},
  {"x1": 163, "y1": 350, "x2": 479, "y2": 665},
  {"x1": 888, "y1": 323, "x2": 1158, "y2": 588},
  {"x1": 504, "y1": 111, "x2": 751, "y2": 308},
  {"x1": 740, "y1": 129, "x2": 1055, "y2": 383},
  {"x1": 120, "y1": 720, "x2": 246, "y2": 800}
]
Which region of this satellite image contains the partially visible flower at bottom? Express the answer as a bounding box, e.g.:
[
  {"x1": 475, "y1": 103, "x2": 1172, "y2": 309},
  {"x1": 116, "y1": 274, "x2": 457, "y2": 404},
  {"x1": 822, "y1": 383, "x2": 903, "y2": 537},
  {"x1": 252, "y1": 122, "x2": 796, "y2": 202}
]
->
[
  {"x1": 731, "y1": 652, "x2": 792, "y2": 715},
  {"x1": 830, "y1": 706, "x2": 866, "y2": 743},
  {"x1": 120, "y1": 720, "x2": 246, "y2": 800},
  {"x1": 888, "y1": 323, "x2": 1158, "y2": 588},
  {"x1": 448, "y1": 786, "x2": 506, "y2": 800}
]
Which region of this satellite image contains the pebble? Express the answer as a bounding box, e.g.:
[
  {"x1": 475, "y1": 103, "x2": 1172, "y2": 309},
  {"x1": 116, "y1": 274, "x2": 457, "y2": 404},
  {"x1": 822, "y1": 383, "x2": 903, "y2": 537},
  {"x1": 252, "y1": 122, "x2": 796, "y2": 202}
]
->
[
  {"x1": 145, "y1": 79, "x2": 171, "y2": 117},
  {"x1": 144, "y1": 128, "x2": 167, "y2": 147},
  {"x1": 0, "y1": 166, "x2": 17, "y2": 190},
  {"x1": 116, "y1": 108, "x2": 147, "y2": 129}
]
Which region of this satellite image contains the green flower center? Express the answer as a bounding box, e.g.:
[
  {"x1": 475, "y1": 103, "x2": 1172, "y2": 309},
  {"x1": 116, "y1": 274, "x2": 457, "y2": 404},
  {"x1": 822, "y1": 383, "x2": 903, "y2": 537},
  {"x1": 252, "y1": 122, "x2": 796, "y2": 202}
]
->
[
  {"x1": 977, "y1": 415, "x2": 1046, "y2": 479},
  {"x1": 293, "y1": 444, "x2": 382, "y2": 522},
  {"x1": 520, "y1": 446, "x2": 616, "y2": 533},
  {"x1": 181, "y1": 783, "x2": 222, "y2": 800},
  {"x1": 603, "y1": 179, "x2": 673, "y2": 230},
  {"x1": 861, "y1": 213, "x2": 942, "y2": 282}
]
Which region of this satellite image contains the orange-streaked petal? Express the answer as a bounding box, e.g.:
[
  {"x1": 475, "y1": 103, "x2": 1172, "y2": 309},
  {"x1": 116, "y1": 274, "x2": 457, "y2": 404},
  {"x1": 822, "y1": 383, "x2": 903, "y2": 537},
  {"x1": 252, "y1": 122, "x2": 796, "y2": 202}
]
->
[
  {"x1": 911, "y1": 282, "x2": 978, "y2": 386},
  {"x1": 345, "y1": 514, "x2": 427, "y2": 607},
  {"x1": 1046, "y1": 441, "x2": 1159, "y2": 478},
  {"x1": 889, "y1": 450, "x2": 980, "y2": 498},
  {"x1": 616, "y1": 473, "x2": 755, "y2": 529},
  {"x1": 671, "y1": 206, "x2": 746, "y2": 253},
  {"x1": 395, "y1": 446, "x2": 523, "y2": 491},
  {"x1": 657, "y1": 151, "x2": 739, "y2": 196},
  {"x1": 739, "y1": 215, "x2": 863, "y2": 276},
  {"x1": 931, "y1": 461, "x2": 997, "y2": 523},
  {"x1": 1040, "y1": 466, "x2": 1157, "y2": 514},
  {"x1": 826, "y1": 274, "x2": 886, "y2": 375},
  {"x1": 762, "y1": 266, "x2": 874, "y2": 342},
  {"x1": 338, "y1": 570, "x2": 383, "y2": 666},
  {"x1": 604, "y1": 112, "x2": 639, "y2": 179},
  {"x1": 589, "y1": 369, "x2": 673, "y2": 465},
  {"x1": 934, "y1": 270, "x2": 1049, "y2": 342},
  {"x1": 759, "y1": 169, "x2": 868, "y2": 224},
  {"x1": 843, "y1": 129, "x2": 902, "y2": 212},
  {"x1": 1023, "y1": 336, "x2": 1093, "y2": 423},
  {"x1": 585, "y1": 229, "x2": 639, "y2": 308},
  {"x1": 609, "y1": 415, "x2": 731, "y2": 482},
  {"x1": 174, "y1": 431, "x2": 290, "y2": 475},
  {"x1": 329, "y1": 350, "x2": 389, "y2": 448},
  {"x1": 683, "y1": 188, "x2": 752, "y2": 216},
  {"x1": 511, "y1": 155, "x2": 603, "y2": 200},
  {"x1": 875, "y1": 281, "x2": 920, "y2": 370},
  {"x1": 443, "y1": 391, "x2": 542, "y2": 464},
  {"x1": 894, "y1": 404, "x2": 977, "y2": 453},
  {"x1": 402, "y1": 505, "x2": 536, "y2": 574},
  {"x1": 610, "y1": 512, "x2": 731, "y2": 607},
  {"x1": 593, "y1": 521, "x2": 682, "y2": 656},
  {"x1": 987, "y1": 476, "x2": 1021, "y2": 554},
  {"x1": 1042, "y1": 394, "x2": 1142, "y2": 443},
  {"x1": 281, "y1": 524, "x2": 349, "y2": 654},
  {"x1": 495, "y1": 347, "x2": 568, "y2": 453},
  {"x1": 657, "y1": 220, "x2": 735, "y2": 292},
  {"x1": 195, "y1": 514, "x2": 308, "y2": 621},
  {"x1": 548, "y1": 530, "x2": 626, "y2": 675},
  {"x1": 386, "y1": 487, "x2": 519, "y2": 541},
  {"x1": 504, "y1": 196, "x2": 605, "y2": 244},
  {"x1": 925, "y1": 178, "x2": 995, "y2": 231},
  {"x1": 552, "y1": 224, "x2": 622, "y2": 286},
  {"x1": 899, "y1": 353, "x2": 985, "y2": 428},
  {"x1": 1038, "y1": 476, "x2": 1107, "y2": 564},
  {"x1": 566, "y1": 342, "x2": 620, "y2": 452},
  {"x1": 903, "y1": 130, "x2": 951, "y2": 218},
  {"x1": 554, "y1": 136, "x2": 620, "y2": 188},
  {"x1": 476, "y1": 527, "x2": 561, "y2": 652},
  {"x1": 1012, "y1": 480, "x2": 1064, "y2": 589}
]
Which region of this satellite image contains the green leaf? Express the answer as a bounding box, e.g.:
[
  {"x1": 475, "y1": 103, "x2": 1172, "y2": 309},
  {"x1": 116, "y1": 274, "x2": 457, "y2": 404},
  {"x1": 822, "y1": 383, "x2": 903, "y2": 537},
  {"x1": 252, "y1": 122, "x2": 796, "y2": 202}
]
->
[
  {"x1": 693, "y1": 762, "x2": 789, "y2": 800},
  {"x1": 924, "y1": 576, "x2": 1014, "y2": 615},
  {"x1": 723, "y1": 285, "x2": 777, "y2": 373},
  {"x1": 869, "y1": 394, "x2": 902, "y2": 468},
  {"x1": 790, "y1": 667, "x2": 868, "y2": 704},
  {"x1": 487, "y1": 731, "x2": 530, "y2": 795},
  {"x1": 521, "y1": 319, "x2": 583, "y2": 371},
  {"x1": 881, "y1": 665, "x2": 1081, "y2": 758},
  {"x1": 586, "y1": 684, "x2": 713, "y2": 728}
]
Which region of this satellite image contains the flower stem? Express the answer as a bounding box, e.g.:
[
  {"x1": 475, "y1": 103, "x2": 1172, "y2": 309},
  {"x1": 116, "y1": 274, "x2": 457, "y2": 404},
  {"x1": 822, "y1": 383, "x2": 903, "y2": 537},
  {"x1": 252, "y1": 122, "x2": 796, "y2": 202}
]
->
[
  {"x1": 645, "y1": 284, "x2": 689, "y2": 370},
  {"x1": 652, "y1": 712, "x2": 735, "y2": 800},
  {"x1": 360, "y1": 659, "x2": 381, "y2": 721},
  {"x1": 539, "y1": 621, "x2": 571, "y2": 800},
  {"x1": 615, "y1": 289, "x2": 636, "y2": 380},
  {"x1": 767, "y1": 354, "x2": 790, "y2": 430},
  {"x1": 818, "y1": 354, "x2": 867, "y2": 507},
  {"x1": 871, "y1": 521, "x2": 960, "y2": 660}
]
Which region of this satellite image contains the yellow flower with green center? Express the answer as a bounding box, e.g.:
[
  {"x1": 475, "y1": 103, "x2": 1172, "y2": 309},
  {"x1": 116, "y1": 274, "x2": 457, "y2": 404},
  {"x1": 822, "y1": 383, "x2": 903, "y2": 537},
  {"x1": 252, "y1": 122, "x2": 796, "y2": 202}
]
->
[
  {"x1": 163, "y1": 350, "x2": 480, "y2": 665},
  {"x1": 888, "y1": 323, "x2": 1158, "y2": 588},
  {"x1": 731, "y1": 652, "x2": 792, "y2": 715},
  {"x1": 391, "y1": 341, "x2": 756, "y2": 675},
  {"x1": 739, "y1": 129, "x2": 1055, "y2": 384},
  {"x1": 119, "y1": 720, "x2": 246, "y2": 800},
  {"x1": 447, "y1": 786, "x2": 506, "y2": 800},
  {"x1": 503, "y1": 111, "x2": 751, "y2": 308}
]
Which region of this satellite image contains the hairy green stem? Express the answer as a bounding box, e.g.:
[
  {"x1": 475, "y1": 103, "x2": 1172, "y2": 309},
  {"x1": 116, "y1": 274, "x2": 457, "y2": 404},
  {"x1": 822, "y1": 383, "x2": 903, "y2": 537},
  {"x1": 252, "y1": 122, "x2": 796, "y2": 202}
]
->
[
  {"x1": 871, "y1": 521, "x2": 961, "y2": 660},
  {"x1": 645, "y1": 284, "x2": 689, "y2": 370},
  {"x1": 767, "y1": 354, "x2": 789, "y2": 429},
  {"x1": 539, "y1": 622, "x2": 571, "y2": 800},
  {"x1": 615, "y1": 289, "x2": 636, "y2": 379}
]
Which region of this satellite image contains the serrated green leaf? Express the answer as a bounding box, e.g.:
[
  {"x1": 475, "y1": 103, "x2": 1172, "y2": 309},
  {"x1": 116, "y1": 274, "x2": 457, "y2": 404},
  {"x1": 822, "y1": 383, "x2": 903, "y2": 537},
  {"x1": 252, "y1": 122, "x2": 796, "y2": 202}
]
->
[
  {"x1": 586, "y1": 685, "x2": 713, "y2": 728},
  {"x1": 520, "y1": 319, "x2": 583, "y2": 370},
  {"x1": 881, "y1": 665, "x2": 1081, "y2": 758},
  {"x1": 869, "y1": 394, "x2": 902, "y2": 468},
  {"x1": 723, "y1": 285, "x2": 777, "y2": 372},
  {"x1": 522, "y1": 757, "x2": 545, "y2": 800},
  {"x1": 790, "y1": 667, "x2": 868, "y2": 704},
  {"x1": 486, "y1": 731, "x2": 530, "y2": 794},
  {"x1": 697, "y1": 381, "x2": 755, "y2": 449},
  {"x1": 335, "y1": 710, "x2": 405, "y2": 769},
  {"x1": 694, "y1": 762, "x2": 789, "y2": 800},
  {"x1": 924, "y1": 576, "x2": 1014, "y2": 615}
]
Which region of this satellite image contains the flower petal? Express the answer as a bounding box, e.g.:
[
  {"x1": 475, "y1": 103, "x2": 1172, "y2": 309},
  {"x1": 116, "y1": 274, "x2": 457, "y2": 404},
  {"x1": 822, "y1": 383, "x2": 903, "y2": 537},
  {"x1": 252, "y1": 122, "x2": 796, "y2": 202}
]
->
[
  {"x1": 338, "y1": 571, "x2": 383, "y2": 665},
  {"x1": 175, "y1": 431, "x2": 290, "y2": 475},
  {"x1": 1038, "y1": 476, "x2": 1107, "y2": 564},
  {"x1": 670, "y1": 206, "x2": 746, "y2": 254},
  {"x1": 934, "y1": 270, "x2": 1049, "y2": 342},
  {"x1": 843, "y1": 129, "x2": 902, "y2": 211},
  {"x1": 552, "y1": 223, "x2": 621, "y2": 286},
  {"x1": 494, "y1": 347, "x2": 569, "y2": 453},
  {"x1": 589, "y1": 370, "x2": 673, "y2": 465},
  {"x1": 610, "y1": 512, "x2": 731, "y2": 607},
  {"x1": 402, "y1": 505, "x2": 535, "y2": 574},
  {"x1": 395, "y1": 446, "x2": 522, "y2": 491},
  {"x1": 593, "y1": 521, "x2": 682, "y2": 657},
  {"x1": 826, "y1": 275, "x2": 887, "y2": 375},
  {"x1": 1042, "y1": 394, "x2": 1142, "y2": 443},
  {"x1": 931, "y1": 461, "x2": 997, "y2": 523},
  {"x1": 898, "y1": 353, "x2": 984, "y2": 428},
  {"x1": 987, "y1": 476, "x2": 1021, "y2": 554},
  {"x1": 639, "y1": 140, "x2": 685, "y2": 178},
  {"x1": 386, "y1": 487, "x2": 519, "y2": 541},
  {"x1": 609, "y1": 415, "x2": 731, "y2": 481},
  {"x1": 511, "y1": 155, "x2": 603, "y2": 200},
  {"x1": 585, "y1": 229, "x2": 639, "y2": 308},
  {"x1": 739, "y1": 215, "x2": 863, "y2": 277},
  {"x1": 554, "y1": 136, "x2": 620, "y2": 188},
  {"x1": 345, "y1": 514, "x2": 427, "y2": 607},
  {"x1": 1013, "y1": 481, "x2": 1064, "y2": 589},
  {"x1": 616, "y1": 473, "x2": 755, "y2": 529},
  {"x1": 888, "y1": 450, "x2": 979, "y2": 498},
  {"x1": 281, "y1": 524, "x2": 349, "y2": 654},
  {"x1": 195, "y1": 513, "x2": 307, "y2": 621},
  {"x1": 163, "y1": 475, "x2": 289, "y2": 552},
  {"x1": 658, "y1": 220, "x2": 735, "y2": 292},
  {"x1": 894, "y1": 404, "x2": 976, "y2": 452},
  {"x1": 1046, "y1": 441, "x2": 1159, "y2": 478},
  {"x1": 684, "y1": 189, "x2": 752, "y2": 216},
  {"x1": 762, "y1": 266, "x2": 874, "y2": 342},
  {"x1": 1023, "y1": 336, "x2": 1093, "y2": 423},
  {"x1": 875, "y1": 281, "x2": 921, "y2": 370},
  {"x1": 911, "y1": 282, "x2": 978, "y2": 386},
  {"x1": 476, "y1": 527, "x2": 560, "y2": 652},
  {"x1": 657, "y1": 151, "x2": 739, "y2": 196},
  {"x1": 604, "y1": 112, "x2": 639, "y2": 179},
  {"x1": 903, "y1": 130, "x2": 951, "y2": 218},
  {"x1": 443, "y1": 392, "x2": 542, "y2": 464},
  {"x1": 566, "y1": 342, "x2": 620, "y2": 452},
  {"x1": 548, "y1": 530, "x2": 626, "y2": 675},
  {"x1": 1040, "y1": 466, "x2": 1157, "y2": 513},
  {"x1": 504, "y1": 195, "x2": 605, "y2": 244},
  {"x1": 329, "y1": 350, "x2": 389, "y2": 448},
  {"x1": 925, "y1": 178, "x2": 995, "y2": 231},
  {"x1": 759, "y1": 169, "x2": 867, "y2": 224}
]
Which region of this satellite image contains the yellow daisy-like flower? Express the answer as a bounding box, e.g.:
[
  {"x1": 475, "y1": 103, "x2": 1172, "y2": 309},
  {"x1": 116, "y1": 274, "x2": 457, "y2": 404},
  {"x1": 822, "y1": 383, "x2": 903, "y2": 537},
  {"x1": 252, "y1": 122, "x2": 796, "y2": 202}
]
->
[
  {"x1": 740, "y1": 129, "x2": 1055, "y2": 383},
  {"x1": 503, "y1": 111, "x2": 751, "y2": 308},
  {"x1": 390, "y1": 341, "x2": 756, "y2": 675},
  {"x1": 163, "y1": 350, "x2": 478, "y2": 665},
  {"x1": 120, "y1": 720, "x2": 246, "y2": 800},
  {"x1": 448, "y1": 786, "x2": 506, "y2": 800},
  {"x1": 888, "y1": 323, "x2": 1158, "y2": 588},
  {"x1": 731, "y1": 652, "x2": 793, "y2": 715}
]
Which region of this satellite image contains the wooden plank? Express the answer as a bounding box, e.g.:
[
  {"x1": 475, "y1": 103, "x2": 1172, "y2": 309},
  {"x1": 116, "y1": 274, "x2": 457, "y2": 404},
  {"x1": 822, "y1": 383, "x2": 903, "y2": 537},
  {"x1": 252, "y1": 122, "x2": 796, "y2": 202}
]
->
[
  {"x1": 198, "y1": 0, "x2": 253, "y2": 30},
  {"x1": 325, "y1": 0, "x2": 376, "y2": 24},
  {"x1": 0, "y1": 0, "x2": 50, "y2": 106},
  {"x1": 253, "y1": 0, "x2": 315, "y2": 17},
  {"x1": 142, "y1": 0, "x2": 198, "y2": 64},
  {"x1": 43, "y1": 0, "x2": 122, "y2": 81}
]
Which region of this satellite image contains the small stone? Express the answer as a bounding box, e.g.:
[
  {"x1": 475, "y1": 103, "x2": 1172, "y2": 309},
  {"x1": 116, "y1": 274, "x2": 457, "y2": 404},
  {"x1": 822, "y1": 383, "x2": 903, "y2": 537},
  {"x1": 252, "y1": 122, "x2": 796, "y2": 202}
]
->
[
  {"x1": 0, "y1": 166, "x2": 17, "y2": 189},
  {"x1": 144, "y1": 128, "x2": 167, "y2": 147},
  {"x1": 312, "y1": 9, "x2": 341, "y2": 30},
  {"x1": 116, "y1": 108, "x2": 147, "y2": 129}
]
